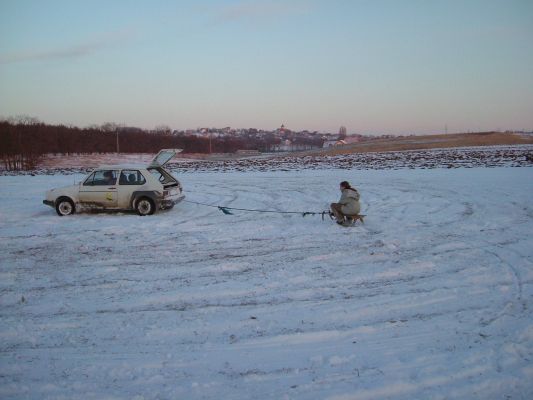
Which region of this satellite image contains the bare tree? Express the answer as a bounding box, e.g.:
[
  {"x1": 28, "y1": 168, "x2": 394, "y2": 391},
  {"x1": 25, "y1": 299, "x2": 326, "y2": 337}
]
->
[
  {"x1": 154, "y1": 125, "x2": 171, "y2": 134},
  {"x1": 0, "y1": 118, "x2": 268, "y2": 170}
]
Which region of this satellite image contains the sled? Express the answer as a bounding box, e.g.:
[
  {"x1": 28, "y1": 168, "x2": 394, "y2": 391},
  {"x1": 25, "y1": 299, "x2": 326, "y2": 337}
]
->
[
  {"x1": 328, "y1": 212, "x2": 365, "y2": 226},
  {"x1": 339, "y1": 214, "x2": 365, "y2": 227},
  {"x1": 344, "y1": 214, "x2": 365, "y2": 225}
]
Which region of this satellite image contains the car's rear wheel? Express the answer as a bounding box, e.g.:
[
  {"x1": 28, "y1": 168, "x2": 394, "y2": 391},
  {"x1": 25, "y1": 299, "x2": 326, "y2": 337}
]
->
[
  {"x1": 56, "y1": 197, "x2": 75, "y2": 216},
  {"x1": 136, "y1": 197, "x2": 155, "y2": 216}
]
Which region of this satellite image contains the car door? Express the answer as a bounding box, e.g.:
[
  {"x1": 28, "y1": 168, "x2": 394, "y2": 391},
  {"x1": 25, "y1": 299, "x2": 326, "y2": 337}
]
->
[{"x1": 79, "y1": 169, "x2": 119, "y2": 208}]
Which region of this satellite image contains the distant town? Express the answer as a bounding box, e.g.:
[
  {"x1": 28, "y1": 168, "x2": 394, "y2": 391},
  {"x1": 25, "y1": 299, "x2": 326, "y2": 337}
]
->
[
  {"x1": 128, "y1": 123, "x2": 405, "y2": 153},
  {"x1": 142, "y1": 123, "x2": 533, "y2": 153}
]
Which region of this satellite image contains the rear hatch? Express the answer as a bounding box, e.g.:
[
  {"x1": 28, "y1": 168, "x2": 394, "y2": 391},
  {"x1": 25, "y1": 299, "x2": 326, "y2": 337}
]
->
[
  {"x1": 147, "y1": 149, "x2": 184, "y2": 199},
  {"x1": 148, "y1": 149, "x2": 183, "y2": 168}
]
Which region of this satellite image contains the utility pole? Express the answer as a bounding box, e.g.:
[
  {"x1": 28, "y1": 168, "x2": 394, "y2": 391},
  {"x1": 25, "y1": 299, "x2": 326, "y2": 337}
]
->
[{"x1": 116, "y1": 130, "x2": 120, "y2": 153}]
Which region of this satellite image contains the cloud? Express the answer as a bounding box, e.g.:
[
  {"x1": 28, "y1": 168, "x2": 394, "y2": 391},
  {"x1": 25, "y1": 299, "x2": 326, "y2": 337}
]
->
[
  {"x1": 211, "y1": 0, "x2": 313, "y2": 25},
  {"x1": 0, "y1": 43, "x2": 103, "y2": 64},
  {"x1": 0, "y1": 29, "x2": 134, "y2": 65}
]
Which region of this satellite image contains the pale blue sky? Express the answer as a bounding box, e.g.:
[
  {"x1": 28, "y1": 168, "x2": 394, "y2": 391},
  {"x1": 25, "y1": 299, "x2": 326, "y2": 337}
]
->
[{"x1": 1, "y1": 0, "x2": 532, "y2": 134}]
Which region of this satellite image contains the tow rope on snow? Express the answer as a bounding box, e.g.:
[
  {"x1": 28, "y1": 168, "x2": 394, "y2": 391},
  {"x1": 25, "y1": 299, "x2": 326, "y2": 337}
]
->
[{"x1": 183, "y1": 199, "x2": 332, "y2": 220}]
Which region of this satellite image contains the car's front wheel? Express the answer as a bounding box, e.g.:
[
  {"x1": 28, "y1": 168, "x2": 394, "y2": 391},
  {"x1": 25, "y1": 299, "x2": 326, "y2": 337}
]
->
[
  {"x1": 56, "y1": 197, "x2": 75, "y2": 216},
  {"x1": 136, "y1": 197, "x2": 155, "y2": 216}
]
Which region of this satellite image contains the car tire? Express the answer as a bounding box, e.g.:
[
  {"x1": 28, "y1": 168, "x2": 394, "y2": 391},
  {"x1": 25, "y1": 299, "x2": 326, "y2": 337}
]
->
[
  {"x1": 136, "y1": 197, "x2": 155, "y2": 216},
  {"x1": 56, "y1": 197, "x2": 75, "y2": 216}
]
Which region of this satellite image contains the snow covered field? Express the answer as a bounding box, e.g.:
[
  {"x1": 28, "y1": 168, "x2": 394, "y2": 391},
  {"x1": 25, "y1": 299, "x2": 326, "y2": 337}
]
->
[
  {"x1": 2, "y1": 144, "x2": 531, "y2": 176},
  {"x1": 1, "y1": 166, "x2": 532, "y2": 399}
]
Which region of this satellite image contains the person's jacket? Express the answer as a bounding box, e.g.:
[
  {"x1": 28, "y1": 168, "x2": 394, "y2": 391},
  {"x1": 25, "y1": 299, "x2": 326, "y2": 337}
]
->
[{"x1": 339, "y1": 187, "x2": 361, "y2": 215}]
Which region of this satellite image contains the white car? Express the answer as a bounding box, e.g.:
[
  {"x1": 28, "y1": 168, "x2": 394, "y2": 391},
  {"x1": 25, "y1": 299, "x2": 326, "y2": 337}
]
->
[{"x1": 43, "y1": 149, "x2": 185, "y2": 216}]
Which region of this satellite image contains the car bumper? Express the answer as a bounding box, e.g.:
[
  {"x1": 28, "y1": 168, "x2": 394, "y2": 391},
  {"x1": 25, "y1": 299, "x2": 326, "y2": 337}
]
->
[
  {"x1": 43, "y1": 200, "x2": 54, "y2": 207},
  {"x1": 160, "y1": 194, "x2": 185, "y2": 209}
]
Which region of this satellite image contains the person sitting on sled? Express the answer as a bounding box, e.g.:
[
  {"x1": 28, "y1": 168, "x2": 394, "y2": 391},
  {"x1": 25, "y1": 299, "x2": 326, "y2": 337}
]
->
[{"x1": 330, "y1": 181, "x2": 361, "y2": 224}]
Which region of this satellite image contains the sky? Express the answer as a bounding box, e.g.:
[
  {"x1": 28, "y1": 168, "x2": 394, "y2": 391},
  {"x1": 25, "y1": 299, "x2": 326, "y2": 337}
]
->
[{"x1": 0, "y1": 0, "x2": 532, "y2": 134}]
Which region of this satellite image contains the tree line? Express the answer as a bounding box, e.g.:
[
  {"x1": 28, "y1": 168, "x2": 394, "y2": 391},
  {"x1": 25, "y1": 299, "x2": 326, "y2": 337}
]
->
[{"x1": 0, "y1": 117, "x2": 323, "y2": 170}]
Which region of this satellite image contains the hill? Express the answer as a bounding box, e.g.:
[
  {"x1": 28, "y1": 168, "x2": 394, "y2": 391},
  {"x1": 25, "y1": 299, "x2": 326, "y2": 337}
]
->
[{"x1": 315, "y1": 132, "x2": 533, "y2": 156}]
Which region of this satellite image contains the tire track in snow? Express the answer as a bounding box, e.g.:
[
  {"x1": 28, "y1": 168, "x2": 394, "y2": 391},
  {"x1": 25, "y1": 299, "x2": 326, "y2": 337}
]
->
[{"x1": 1, "y1": 169, "x2": 532, "y2": 399}]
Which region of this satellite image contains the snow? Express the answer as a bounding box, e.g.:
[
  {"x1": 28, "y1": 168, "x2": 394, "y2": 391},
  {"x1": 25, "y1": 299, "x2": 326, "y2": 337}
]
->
[
  {"x1": 2, "y1": 144, "x2": 532, "y2": 176},
  {"x1": 1, "y1": 165, "x2": 532, "y2": 399}
]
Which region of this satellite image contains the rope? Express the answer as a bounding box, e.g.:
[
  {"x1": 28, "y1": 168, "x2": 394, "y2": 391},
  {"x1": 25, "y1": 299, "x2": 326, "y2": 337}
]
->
[{"x1": 183, "y1": 199, "x2": 330, "y2": 219}]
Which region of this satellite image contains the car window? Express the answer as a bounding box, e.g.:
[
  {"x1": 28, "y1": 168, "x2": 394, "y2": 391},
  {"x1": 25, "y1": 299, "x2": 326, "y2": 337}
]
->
[
  {"x1": 119, "y1": 170, "x2": 146, "y2": 185},
  {"x1": 84, "y1": 170, "x2": 117, "y2": 186},
  {"x1": 83, "y1": 172, "x2": 96, "y2": 186}
]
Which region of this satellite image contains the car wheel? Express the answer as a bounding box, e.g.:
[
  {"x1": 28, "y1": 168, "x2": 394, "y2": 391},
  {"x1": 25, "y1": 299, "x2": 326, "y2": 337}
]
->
[
  {"x1": 56, "y1": 197, "x2": 75, "y2": 216},
  {"x1": 136, "y1": 197, "x2": 155, "y2": 216}
]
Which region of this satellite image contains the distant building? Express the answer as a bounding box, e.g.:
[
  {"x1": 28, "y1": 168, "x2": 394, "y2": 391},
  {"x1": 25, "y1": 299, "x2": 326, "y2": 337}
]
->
[
  {"x1": 277, "y1": 124, "x2": 291, "y2": 134},
  {"x1": 323, "y1": 139, "x2": 347, "y2": 148},
  {"x1": 270, "y1": 139, "x2": 321, "y2": 152}
]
